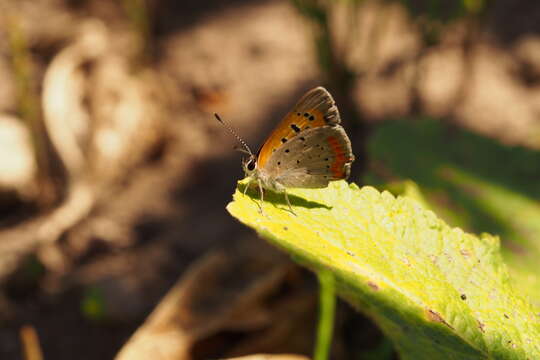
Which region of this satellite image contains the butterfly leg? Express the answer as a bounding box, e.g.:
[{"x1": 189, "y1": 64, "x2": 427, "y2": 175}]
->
[
  {"x1": 257, "y1": 179, "x2": 265, "y2": 215},
  {"x1": 243, "y1": 178, "x2": 252, "y2": 196},
  {"x1": 284, "y1": 190, "x2": 296, "y2": 216}
]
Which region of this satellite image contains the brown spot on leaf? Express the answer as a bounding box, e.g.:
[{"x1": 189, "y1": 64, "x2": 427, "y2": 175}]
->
[
  {"x1": 368, "y1": 281, "x2": 379, "y2": 291},
  {"x1": 477, "y1": 320, "x2": 485, "y2": 333},
  {"x1": 426, "y1": 309, "x2": 454, "y2": 330},
  {"x1": 401, "y1": 257, "x2": 411, "y2": 267}
]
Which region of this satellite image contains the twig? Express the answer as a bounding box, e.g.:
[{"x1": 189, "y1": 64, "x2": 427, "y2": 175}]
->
[
  {"x1": 115, "y1": 250, "x2": 289, "y2": 360},
  {"x1": 19, "y1": 325, "x2": 43, "y2": 360}
]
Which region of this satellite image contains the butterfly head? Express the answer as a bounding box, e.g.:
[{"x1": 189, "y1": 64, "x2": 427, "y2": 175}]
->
[{"x1": 242, "y1": 154, "x2": 258, "y2": 176}]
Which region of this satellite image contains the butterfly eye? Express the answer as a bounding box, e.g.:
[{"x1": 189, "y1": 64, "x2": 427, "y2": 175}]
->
[{"x1": 246, "y1": 159, "x2": 256, "y2": 171}]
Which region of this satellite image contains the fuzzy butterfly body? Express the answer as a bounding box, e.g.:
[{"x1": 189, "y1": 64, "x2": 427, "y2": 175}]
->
[{"x1": 240, "y1": 87, "x2": 354, "y2": 213}]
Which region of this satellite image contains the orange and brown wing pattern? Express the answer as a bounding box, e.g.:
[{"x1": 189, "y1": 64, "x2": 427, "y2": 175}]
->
[
  {"x1": 326, "y1": 133, "x2": 353, "y2": 179},
  {"x1": 263, "y1": 125, "x2": 354, "y2": 188},
  {"x1": 257, "y1": 87, "x2": 340, "y2": 168}
]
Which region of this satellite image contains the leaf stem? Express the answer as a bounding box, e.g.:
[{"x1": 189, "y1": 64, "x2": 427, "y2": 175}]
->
[{"x1": 314, "y1": 269, "x2": 336, "y2": 360}]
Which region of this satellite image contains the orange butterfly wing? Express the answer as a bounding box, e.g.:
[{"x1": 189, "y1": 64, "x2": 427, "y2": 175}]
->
[{"x1": 257, "y1": 87, "x2": 341, "y2": 168}]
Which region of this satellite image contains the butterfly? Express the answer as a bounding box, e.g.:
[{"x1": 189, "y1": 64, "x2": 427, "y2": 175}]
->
[{"x1": 216, "y1": 86, "x2": 354, "y2": 214}]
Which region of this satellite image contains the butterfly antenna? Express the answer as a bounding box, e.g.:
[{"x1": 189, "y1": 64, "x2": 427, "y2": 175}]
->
[{"x1": 214, "y1": 113, "x2": 253, "y2": 156}]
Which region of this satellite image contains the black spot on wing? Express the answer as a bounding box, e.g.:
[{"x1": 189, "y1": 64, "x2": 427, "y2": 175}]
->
[
  {"x1": 291, "y1": 124, "x2": 301, "y2": 133},
  {"x1": 281, "y1": 138, "x2": 287, "y2": 143}
]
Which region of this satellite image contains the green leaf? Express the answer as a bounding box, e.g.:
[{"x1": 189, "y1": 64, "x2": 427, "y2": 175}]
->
[
  {"x1": 368, "y1": 118, "x2": 540, "y2": 307},
  {"x1": 227, "y1": 181, "x2": 540, "y2": 359}
]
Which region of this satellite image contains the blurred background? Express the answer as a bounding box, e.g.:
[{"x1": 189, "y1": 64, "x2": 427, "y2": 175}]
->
[{"x1": 1, "y1": 0, "x2": 540, "y2": 359}]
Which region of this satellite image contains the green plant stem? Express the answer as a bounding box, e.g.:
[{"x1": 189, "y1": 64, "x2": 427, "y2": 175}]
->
[
  {"x1": 314, "y1": 269, "x2": 336, "y2": 360},
  {"x1": 122, "y1": 0, "x2": 152, "y2": 65}
]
